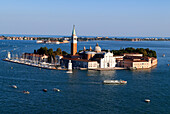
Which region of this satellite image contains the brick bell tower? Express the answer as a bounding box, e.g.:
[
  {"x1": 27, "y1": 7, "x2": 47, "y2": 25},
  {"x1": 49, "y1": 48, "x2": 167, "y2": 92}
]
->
[{"x1": 71, "y1": 25, "x2": 77, "y2": 55}]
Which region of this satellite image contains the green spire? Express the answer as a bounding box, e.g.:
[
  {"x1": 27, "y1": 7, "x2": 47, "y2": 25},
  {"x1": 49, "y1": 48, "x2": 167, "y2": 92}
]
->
[{"x1": 72, "y1": 25, "x2": 76, "y2": 36}]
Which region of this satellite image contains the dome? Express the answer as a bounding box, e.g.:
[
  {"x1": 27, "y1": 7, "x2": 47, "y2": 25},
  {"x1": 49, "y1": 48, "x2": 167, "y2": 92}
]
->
[{"x1": 94, "y1": 43, "x2": 101, "y2": 52}]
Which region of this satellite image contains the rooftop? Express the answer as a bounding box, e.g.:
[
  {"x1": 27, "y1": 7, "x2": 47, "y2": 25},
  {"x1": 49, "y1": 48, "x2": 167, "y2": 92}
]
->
[{"x1": 63, "y1": 57, "x2": 97, "y2": 62}]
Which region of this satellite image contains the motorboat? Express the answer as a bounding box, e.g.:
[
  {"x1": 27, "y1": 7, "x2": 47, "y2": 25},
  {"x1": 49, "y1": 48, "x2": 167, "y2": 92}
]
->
[
  {"x1": 53, "y1": 88, "x2": 60, "y2": 92},
  {"x1": 103, "y1": 80, "x2": 127, "y2": 84},
  {"x1": 23, "y1": 91, "x2": 30, "y2": 94},
  {"x1": 145, "y1": 99, "x2": 150, "y2": 103},
  {"x1": 43, "y1": 89, "x2": 47, "y2": 92},
  {"x1": 11, "y1": 85, "x2": 17, "y2": 88}
]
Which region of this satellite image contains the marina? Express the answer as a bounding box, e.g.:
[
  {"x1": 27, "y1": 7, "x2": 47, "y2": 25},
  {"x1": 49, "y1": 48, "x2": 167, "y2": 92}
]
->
[{"x1": 3, "y1": 52, "x2": 57, "y2": 70}]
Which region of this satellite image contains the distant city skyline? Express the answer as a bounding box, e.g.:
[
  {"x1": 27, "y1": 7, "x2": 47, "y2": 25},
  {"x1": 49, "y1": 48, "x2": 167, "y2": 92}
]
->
[{"x1": 0, "y1": 0, "x2": 170, "y2": 37}]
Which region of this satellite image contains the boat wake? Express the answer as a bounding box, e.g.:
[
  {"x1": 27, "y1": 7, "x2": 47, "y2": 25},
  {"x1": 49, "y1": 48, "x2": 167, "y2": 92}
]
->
[{"x1": 1, "y1": 50, "x2": 6, "y2": 52}]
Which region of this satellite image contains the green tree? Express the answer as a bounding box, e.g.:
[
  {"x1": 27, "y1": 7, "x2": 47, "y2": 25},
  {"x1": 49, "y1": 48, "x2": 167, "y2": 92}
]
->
[
  {"x1": 48, "y1": 48, "x2": 53, "y2": 56},
  {"x1": 111, "y1": 47, "x2": 157, "y2": 58},
  {"x1": 55, "y1": 48, "x2": 62, "y2": 55},
  {"x1": 62, "y1": 51, "x2": 68, "y2": 55},
  {"x1": 34, "y1": 50, "x2": 37, "y2": 54},
  {"x1": 37, "y1": 47, "x2": 48, "y2": 55}
]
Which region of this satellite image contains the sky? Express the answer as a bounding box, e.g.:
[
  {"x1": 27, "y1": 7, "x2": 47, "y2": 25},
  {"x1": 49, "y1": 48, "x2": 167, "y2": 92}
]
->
[{"x1": 0, "y1": 0, "x2": 170, "y2": 37}]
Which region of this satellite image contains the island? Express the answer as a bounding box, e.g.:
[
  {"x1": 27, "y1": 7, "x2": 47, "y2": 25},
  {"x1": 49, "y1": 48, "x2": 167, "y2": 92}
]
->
[{"x1": 3, "y1": 25, "x2": 157, "y2": 70}]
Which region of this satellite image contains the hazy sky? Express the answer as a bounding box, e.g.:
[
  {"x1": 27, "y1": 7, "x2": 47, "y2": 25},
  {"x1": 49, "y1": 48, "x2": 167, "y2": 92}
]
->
[{"x1": 0, "y1": 0, "x2": 170, "y2": 37}]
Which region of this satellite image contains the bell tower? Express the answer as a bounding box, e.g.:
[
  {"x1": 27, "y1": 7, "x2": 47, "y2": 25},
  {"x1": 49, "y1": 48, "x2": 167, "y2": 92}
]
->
[{"x1": 71, "y1": 25, "x2": 77, "y2": 55}]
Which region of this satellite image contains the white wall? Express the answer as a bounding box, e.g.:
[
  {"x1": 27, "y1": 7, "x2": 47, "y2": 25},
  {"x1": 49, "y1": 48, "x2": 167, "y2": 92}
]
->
[
  {"x1": 100, "y1": 52, "x2": 116, "y2": 68},
  {"x1": 88, "y1": 61, "x2": 98, "y2": 69}
]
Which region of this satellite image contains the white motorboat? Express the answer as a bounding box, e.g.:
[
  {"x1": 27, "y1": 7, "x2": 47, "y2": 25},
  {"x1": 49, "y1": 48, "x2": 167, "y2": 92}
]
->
[
  {"x1": 53, "y1": 88, "x2": 60, "y2": 92},
  {"x1": 11, "y1": 85, "x2": 17, "y2": 88},
  {"x1": 145, "y1": 99, "x2": 150, "y2": 103},
  {"x1": 103, "y1": 80, "x2": 127, "y2": 84}
]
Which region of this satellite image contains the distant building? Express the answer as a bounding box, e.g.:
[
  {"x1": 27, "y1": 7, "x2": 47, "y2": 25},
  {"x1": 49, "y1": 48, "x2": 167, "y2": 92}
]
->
[
  {"x1": 123, "y1": 53, "x2": 143, "y2": 57},
  {"x1": 120, "y1": 55, "x2": 157, "y2": 69},
  {"x1": 61, "y1": 57, "x2": 98, "y2": 69},
  {"x1": 131, "y1": 38, "x2": 141, "y2": 42},
  {"x1": 0, "y1": 36, "x2": 4, "y2": 40}
]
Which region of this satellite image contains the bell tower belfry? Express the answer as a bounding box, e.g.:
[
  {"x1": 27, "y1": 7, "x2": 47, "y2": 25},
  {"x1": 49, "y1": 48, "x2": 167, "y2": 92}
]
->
[{"x1": 71, "y1": 25, "x2": 77, "y2": 55}]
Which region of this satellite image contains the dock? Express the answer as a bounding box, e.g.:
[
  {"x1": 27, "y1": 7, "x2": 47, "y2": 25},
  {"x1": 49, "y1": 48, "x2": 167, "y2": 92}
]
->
[{"x1": 3, "y1": 59, "x2": 57, "y2": 70}]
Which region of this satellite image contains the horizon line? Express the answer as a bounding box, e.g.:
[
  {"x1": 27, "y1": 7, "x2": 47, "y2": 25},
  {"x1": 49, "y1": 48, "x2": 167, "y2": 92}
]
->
[{"x1": 0, "y1": 33, "x2": 170, "y2": 38}]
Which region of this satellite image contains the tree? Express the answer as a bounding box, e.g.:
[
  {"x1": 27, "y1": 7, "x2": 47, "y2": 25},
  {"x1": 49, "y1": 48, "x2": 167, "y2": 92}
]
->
[
  {"x1": 62, "y1": 51, "x2": 68, "y2": 55},
  {"x1": 37, "y1": 47, "x2": 48, "y2": 55},
  {"x1": 110, "y1": 47, "x2": 157, "y2": 58},
  {"x1": 34, "y1": 50, "x2": 37, "y2": 54},
  {"x1": 48, "y1": 48, "x2": 53, "y2": 56},
  {"x1": 55, "y1": 48, "x2": 62, "y2": 55}
]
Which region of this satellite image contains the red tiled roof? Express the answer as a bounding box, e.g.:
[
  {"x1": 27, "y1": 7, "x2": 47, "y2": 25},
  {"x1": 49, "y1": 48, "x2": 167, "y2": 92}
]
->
[
  {"x1": 116, "y1": 58, "x2": 123, "y2": 60},
  {"x1": 122, "y1": 59, "x2": 148, "y2": 62},
  {"x1": 62, "y1": 57, "x2": 96, "y2": 62},
  {"x1": 133, "y1": 60, "x2": 148, "y2": 62}
]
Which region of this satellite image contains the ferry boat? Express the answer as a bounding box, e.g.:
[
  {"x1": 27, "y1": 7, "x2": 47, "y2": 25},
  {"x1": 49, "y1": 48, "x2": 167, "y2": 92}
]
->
[{"x1": 103, "y1": 80, "x2": 127, "y2": 84}]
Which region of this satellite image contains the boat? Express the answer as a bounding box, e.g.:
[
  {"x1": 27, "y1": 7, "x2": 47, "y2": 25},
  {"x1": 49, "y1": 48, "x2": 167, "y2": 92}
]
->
[
  {"x1": 80, "y1": 68, "x2": 87, "y2": 70},
  {"x1": 11, "y1": 85, "x2": 17, "y2": 88},
  {"x1": 145, "y1": 99, "x2": 150, "y2": 103},
  {"x1": 103, "y1": 80, "x2": 127, "y2": 84},
  {"x1": 23, "y1": 91, "x2": 30, "y2": 94},
  {"x1": 53, "y1": 88, "x2": 60, "y2": 92},
  {"x1": 43, "y1": 89, "x2": 47, "y2": 92}
]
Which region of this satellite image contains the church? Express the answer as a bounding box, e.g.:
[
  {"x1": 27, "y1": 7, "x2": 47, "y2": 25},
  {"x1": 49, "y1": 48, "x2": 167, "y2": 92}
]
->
[{"x1": 60, "y1": 25, "x2": 116, "y2": 69}]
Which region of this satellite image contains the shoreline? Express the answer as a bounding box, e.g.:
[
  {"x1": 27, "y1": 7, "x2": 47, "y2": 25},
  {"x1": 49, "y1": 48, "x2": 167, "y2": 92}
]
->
[
  {"x1": 3, "y1": 58, "x2": 156, "y2": 71},
  {"x1": 1, "y1": 35, "x2": 170, "y2": 42}
]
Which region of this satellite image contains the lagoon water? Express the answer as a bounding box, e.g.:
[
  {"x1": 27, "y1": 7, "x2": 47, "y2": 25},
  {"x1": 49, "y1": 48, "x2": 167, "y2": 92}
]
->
[{"x1": 0, "y1": 40, "x2": 169, "y2": 113}]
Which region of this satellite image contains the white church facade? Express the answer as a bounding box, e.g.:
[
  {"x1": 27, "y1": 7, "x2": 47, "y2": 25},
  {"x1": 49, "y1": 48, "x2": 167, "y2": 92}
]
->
[{"x1": 100, "y1": 51, "x2": 116, "y2": 68}]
